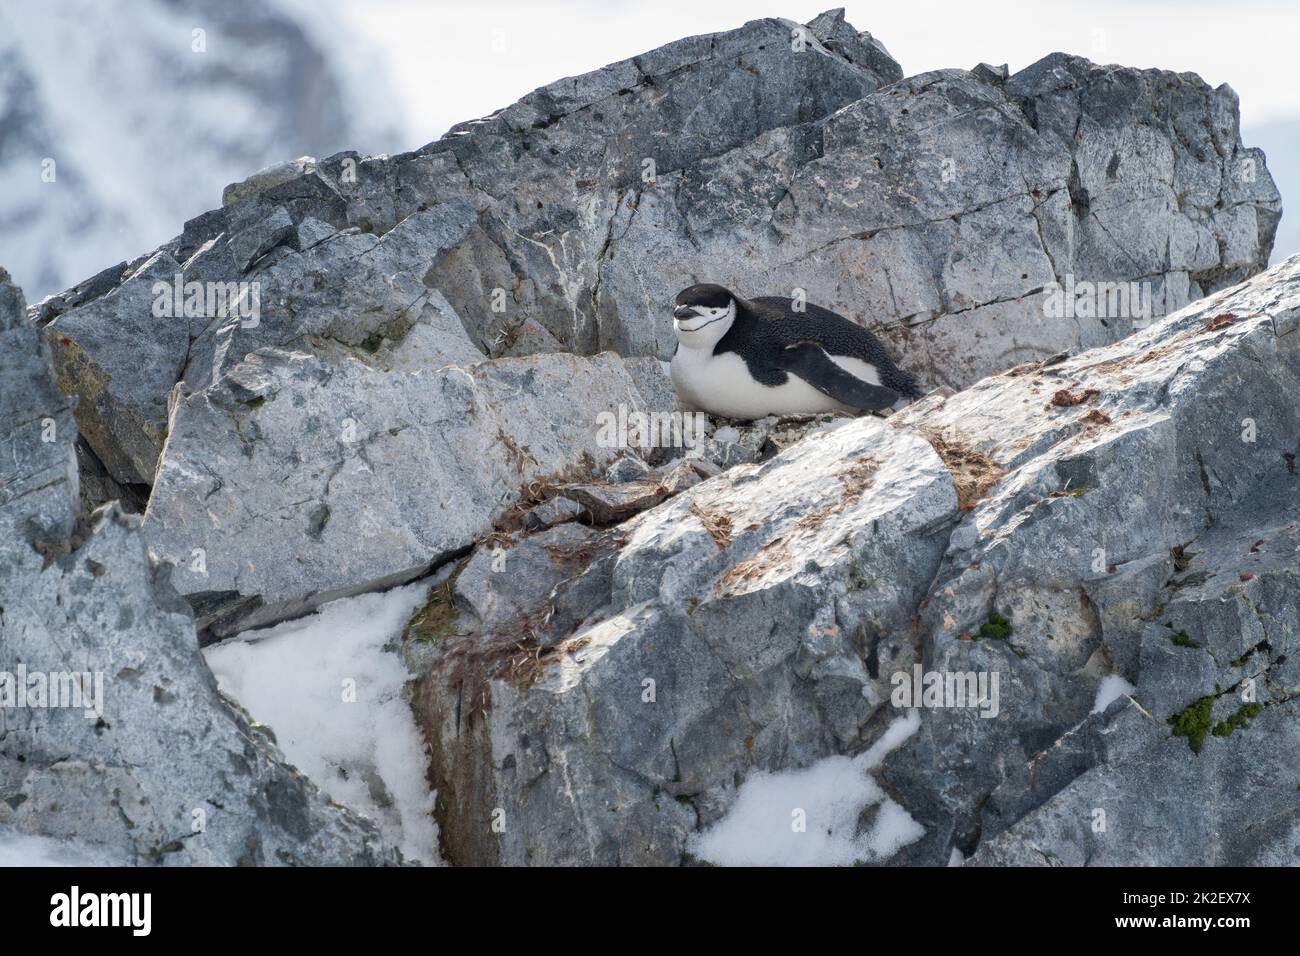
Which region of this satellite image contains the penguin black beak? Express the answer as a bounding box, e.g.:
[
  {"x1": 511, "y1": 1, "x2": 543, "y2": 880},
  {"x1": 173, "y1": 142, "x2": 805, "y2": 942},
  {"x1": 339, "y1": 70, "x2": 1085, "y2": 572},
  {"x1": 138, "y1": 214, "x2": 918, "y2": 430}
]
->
[{"x1": 673, "y1": 305, "x2": 698, "y2": 320}]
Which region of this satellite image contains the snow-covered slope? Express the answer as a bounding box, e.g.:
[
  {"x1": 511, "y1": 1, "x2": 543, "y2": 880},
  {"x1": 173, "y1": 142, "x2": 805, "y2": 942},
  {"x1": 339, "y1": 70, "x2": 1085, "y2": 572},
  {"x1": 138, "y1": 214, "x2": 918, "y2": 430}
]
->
[{"x1": 0, "y1": 0, "x2": 404, "y2": 301}]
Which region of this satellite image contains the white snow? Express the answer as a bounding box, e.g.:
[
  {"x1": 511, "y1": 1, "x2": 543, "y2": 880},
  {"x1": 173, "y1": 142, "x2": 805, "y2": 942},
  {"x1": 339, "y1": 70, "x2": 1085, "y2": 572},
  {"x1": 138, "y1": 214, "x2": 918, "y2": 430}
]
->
[
  {"x1": 689, "y1": 709, "x2": 924, "y2": 866},
  {"x1": 203, "y1": 580, "x2": 441, "y2": 864},
  {"x1": 0, "y1": 0, "x2": 405, "y2": 301},
  {"x1": 1092, "y1": 674, "x2": 1136, "y2": 714},
  {"x1": 862, "y1": 706, "x2": 923, "y2": 765},
  {"x1": 0, "y1": 829, "x2": 122, "y2": 867}
]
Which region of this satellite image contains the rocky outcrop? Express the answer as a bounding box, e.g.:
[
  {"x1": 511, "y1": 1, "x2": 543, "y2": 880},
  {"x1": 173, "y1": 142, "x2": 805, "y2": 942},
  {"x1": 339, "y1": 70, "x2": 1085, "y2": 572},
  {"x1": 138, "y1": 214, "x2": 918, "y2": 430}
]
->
[
  {"x1": 0, "y1": 269, "x2": 400, "y2": 865},
  {"x1": 146, "y1": 341, "x2": 676, "y2": 638},
  {"x1": 406, "y1": 415, "x2": 956, "y2": 864},
  {"x1": 881, "y1": 253, "x2": 1300, "y2": 866},
  {"x1": 403, "y1": 253, "x2": 1299, "y2": 867},
  {"x1": 10, "y1": 9, "x2": 1293, "y2": 868},
  {"x1": 37, "y1": 197, "x2": 484, "y2": 489},
  {"x1": 30, "y1": 10, "x2": 1280, "y2": 511}
]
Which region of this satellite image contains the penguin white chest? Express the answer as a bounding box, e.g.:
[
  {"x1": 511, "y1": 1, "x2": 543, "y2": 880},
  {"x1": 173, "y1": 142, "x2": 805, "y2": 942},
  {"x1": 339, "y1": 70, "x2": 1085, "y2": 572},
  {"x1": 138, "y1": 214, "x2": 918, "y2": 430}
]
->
[{"x1": 671, "y1": 345, "x2": 856, "y2": 419}]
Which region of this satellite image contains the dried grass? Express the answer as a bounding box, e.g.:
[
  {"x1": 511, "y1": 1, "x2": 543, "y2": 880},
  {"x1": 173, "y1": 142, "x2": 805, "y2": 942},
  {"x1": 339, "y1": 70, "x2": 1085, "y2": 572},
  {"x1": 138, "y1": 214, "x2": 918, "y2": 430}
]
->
[{"x1": 920, "y1": 427, "x2": 1005, "y2": 512}]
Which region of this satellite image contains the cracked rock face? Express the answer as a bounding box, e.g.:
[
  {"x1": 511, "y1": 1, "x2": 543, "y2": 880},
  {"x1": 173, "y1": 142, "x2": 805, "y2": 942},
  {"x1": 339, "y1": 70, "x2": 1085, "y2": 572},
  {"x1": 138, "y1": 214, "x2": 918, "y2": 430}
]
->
[
  {"x1": 405, "y1": 415, "x2": 956, "y2": 865},
  {"x1": 11, "y1": 8, "x2": 1294, "y2": 868},
  {"x1": 145, "y1": 338, "x2": 677, "y2": 638},
  {"x1": 413, "y1": 15, "x2": 1280, "y2": 376},
  {"x1": 883, "y1": 254, "x2": 1300, "y2": 866},
  {"x1": 30, "y1": 9, "x2": 1280, "y2": 514},
  {"x1": 401, "y1": 254, "x2": 1300, "y2": 867},
  {"x1": 0, "y1": 269, "x2": 400, "y2": 865}
]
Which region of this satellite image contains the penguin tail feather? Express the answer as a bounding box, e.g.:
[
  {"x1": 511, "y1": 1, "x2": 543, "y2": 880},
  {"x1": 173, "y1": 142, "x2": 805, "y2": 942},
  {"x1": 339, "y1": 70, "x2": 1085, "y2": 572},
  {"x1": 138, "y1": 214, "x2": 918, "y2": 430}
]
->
[{"x1": 892, "y1": 368, "x2": 924, "y2": 400}]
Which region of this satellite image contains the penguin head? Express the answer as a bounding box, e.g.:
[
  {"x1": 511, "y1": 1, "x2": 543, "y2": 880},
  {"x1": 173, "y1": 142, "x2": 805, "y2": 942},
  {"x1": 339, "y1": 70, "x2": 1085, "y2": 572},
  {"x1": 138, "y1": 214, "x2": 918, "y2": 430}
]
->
[{"x1": 672, "y1": 283, "x2": 736, "y2": 349}]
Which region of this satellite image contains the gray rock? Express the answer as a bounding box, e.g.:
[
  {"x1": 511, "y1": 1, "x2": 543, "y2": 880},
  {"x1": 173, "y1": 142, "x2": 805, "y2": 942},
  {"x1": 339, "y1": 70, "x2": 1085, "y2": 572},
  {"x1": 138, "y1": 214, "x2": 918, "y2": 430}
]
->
[
  {"x1": 228, "y1": 205, "x2": 296, "y2": 271},
  {"x1": 697, "y1": 413, "x2": 852, "y2": 470},
  {"x1": 619, "y1": 357, "x2": 680, "y2": 419},
  {"x1": 223, "y1": 157, "x2": 318, "y2": 207},
  {"x1": 405, "y1": 416, "x2": 957, "y2": 864},
  {"x1": 33, "y1": 11, "x2": 1279, "y2": 508},
  {"x1": 605, "y1": 455, "x2": 652, "y2": 483},
  {"x1": 971, "y1": 62, "x2": 1009, "y2": 84},
  {"x1": 550, "y1": 479, "x2": 669, "y2": 523},
  {"x1": 14, "y1": 9, "x2": 1294, "y2": 869},
  {"x1": 656, "y1": 460, "x2": 707, "y2": 494},
  {"x1": 403, "y1": 254, "x2": 1300, "y2": 867},
  {"x1": 181, "y1": 199, "x2": 484, "y2": 394},
  {"x1": 41, "y1": 199, "x2": 485, "y2": 490},
  {"x1": 40, "y1": 251, "x2": 188, "y2": 485},
  {"x1": 144, "y1": 347, "x2": 676, "y2": 638},
  {"x1": 967, "y1": 698, "x2": 1300, "y2": 866},
  {"x1": 75, "y1": 437, "x2": 148, "y2": 514},
  {"x1": 520, "y1": 496, "x2": 584, "y2": 532},
  {"x1": 0, "y1": 267, "x2": 78, "y2": 550},
  {"x1": 295, "y1": 216, "x2": 338, "y2": 251},
  {"x1": 495, "y1": 316, "x2": 566, "y2": 357},
  {"x1": 411, "y1": 24, "x2": 1276, "y2": 379},
  {"x1": 0, "y1": 268, "x2": 399, "y2": 866},
  {"x1": 881, "y1": 253, "x2": 1300, "y2": 865},
  {"x1": 450, "y1": 523, "x2": 599, "y2": 631}
]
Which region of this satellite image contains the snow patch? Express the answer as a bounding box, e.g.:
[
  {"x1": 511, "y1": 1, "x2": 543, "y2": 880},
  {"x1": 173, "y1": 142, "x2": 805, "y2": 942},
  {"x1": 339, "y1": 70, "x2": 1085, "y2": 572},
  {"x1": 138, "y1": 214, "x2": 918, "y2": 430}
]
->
[
  {"x1": 1092, "y1": 674, "x2": 1136, "y2": 714},
  {"x1": 203, "y1": 581, "x2": 440, "y2": 864},
  {"x1": 690, "y1": 710, "x2": 924, "y2": 866},
  {"x1": 0, "y1": 829, "x2": 122, "y2": 867},
  {"x1": 0, "y1": 0, "x2": 404, "y2": 300}
]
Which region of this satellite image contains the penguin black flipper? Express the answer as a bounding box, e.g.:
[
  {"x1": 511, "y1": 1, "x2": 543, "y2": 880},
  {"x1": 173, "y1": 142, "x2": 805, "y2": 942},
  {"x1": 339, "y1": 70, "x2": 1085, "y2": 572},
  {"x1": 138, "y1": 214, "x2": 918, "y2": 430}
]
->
[
  {"x1": 774, "y1": 341, "x2": 903, "y2": 411},
  {"x1": 749, "y1": 297, "x2": 923, "y2": 399}
]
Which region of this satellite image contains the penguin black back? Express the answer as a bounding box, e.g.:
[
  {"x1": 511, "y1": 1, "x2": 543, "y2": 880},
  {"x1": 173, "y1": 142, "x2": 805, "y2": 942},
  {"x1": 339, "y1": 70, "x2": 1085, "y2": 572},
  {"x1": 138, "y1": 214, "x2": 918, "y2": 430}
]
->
[{"x1": 721, "y1": 295, "x2": 923, "y2": 399}]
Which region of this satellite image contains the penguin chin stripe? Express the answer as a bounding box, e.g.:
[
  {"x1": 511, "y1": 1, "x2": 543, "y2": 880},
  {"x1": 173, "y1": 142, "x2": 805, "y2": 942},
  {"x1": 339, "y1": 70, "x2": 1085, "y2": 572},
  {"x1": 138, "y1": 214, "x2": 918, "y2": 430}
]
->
[{"x1": 677, "y1": 315, "x2": 725, "y2": 333}]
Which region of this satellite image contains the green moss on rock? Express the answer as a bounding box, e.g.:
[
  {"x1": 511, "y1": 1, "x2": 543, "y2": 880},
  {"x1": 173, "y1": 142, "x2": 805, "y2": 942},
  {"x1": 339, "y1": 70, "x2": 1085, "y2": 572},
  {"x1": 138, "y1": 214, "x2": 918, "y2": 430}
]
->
[
  {"x1": 1168, "y1": 695, "x2": 1215, "y2": 754},
  {"x1": 1212, "y1": 702, "x2": 1262, "y2": 738},
  {"x1": 972, "y1": 612, "x2": 1026, "y2": 658},
  {"x1": 978, "y1": 613, "x2": 1013, "y2": 641}
]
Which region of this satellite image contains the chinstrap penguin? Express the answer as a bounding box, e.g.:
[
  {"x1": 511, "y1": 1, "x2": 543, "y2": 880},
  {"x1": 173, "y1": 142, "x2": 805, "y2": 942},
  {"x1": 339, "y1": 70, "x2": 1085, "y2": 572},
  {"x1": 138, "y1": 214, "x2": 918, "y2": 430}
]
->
[{"x1": 669, "y1": 283, "x2": 923, "y2": 420}]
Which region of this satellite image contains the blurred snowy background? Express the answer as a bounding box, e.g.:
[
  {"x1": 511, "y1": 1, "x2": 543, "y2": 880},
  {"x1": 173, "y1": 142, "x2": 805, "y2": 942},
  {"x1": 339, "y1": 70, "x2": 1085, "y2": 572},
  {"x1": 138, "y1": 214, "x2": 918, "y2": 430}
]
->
[{"x1": 1, "y1": 0, "x2": 1295, "y2": 302}]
